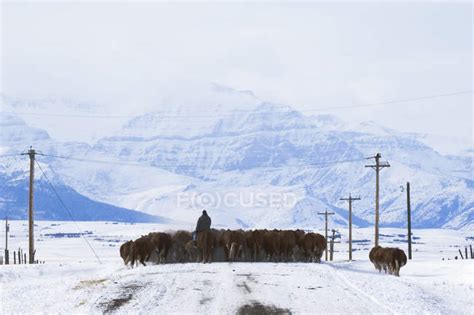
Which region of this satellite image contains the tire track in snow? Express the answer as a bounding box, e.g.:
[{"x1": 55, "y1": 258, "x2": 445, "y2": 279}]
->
[
  {"x1": 200, "y1": 264, "x2": 250, "y2": 314},
  {"x1": 328, "y1": 263, "x2": 457, "y2": 315},
  {"x1": 327, "y1": 264, "x2": 395, "y2": 314}
]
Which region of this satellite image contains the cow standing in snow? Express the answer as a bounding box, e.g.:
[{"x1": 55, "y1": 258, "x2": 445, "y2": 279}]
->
[
  {"x1": 120, "y1": 240, "x2": 133, "y2": 266},
  {"x1": 387, "y1": 248, "x2": 407, "y2": 276},
  {"x1": 196, "y1": 230, "x2": 215, "y2": 263},
  {"x1": 149, "y1": 232, "x2": 172, "y2": 263},
  {"x1": 170, "y1": 230, "x2": 193, "y2": 263},
  {"x1": 129, "y1": 235, "x2": 154, "y2": 267},
  {"x1": 299, "y1": 232, "x2": 326, "y2": 263},
  {"x1": 245, "y1": 229, "x2": 266, "y2": 262},
  {"x1": 369, "y1": 246, "x2": 407, "y2": 276},
  {"x1": 219, "y1": 229, "x2": 246, "y2": 261}
]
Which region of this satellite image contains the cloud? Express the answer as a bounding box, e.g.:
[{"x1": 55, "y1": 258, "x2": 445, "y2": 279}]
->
[{"x1": 1, "y1": 1, "x2": 472, "y2": 153}]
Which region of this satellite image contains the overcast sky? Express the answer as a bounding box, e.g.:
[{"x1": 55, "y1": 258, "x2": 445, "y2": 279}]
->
[{"x1": 1, "y1": 1, "x2": 472, "y2": 153}]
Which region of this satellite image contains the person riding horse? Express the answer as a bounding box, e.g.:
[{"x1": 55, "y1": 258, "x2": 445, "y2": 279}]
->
[{"x1": 193, "y1": 210, "x2": 211, "y2": 241}]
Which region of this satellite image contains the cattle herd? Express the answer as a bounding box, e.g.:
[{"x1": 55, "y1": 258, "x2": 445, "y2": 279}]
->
[
  {"x1": 120, "y1": 229, "x2": 326, "y2": 266},
  {"x1": 119, "y1": 229, "x2": 408, "y2": 277}
]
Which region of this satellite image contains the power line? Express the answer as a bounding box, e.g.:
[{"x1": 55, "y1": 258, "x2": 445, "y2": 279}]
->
[
  {"x1": 35, "y1": 160, "x2": 102, "y2": 264},
  {"x1": 303, "y1": 90, "x2": 472, "y2": 112},
  {"x1": 38, "y1": 153, "x2": 367, "y2": 170},
  {"x1": 7, "y1": 151, "x2": 471, "y2": 180},
  {"x1": 0, "y1": 154, "x2": 21, "y2": 158},
  {"x1": 3, "y1": 90, "x2": 472, "y2": 120},
  {"x1": 38, "y1": 153, "x2": 155, "y2": 167}
]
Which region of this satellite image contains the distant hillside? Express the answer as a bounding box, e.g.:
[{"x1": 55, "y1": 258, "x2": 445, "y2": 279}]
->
[{"x1": 0, "y1": 174, "x2": 166, "y2": 223}]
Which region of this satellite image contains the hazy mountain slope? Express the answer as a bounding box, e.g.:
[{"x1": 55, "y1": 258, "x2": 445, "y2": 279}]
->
[
  {"x1": 89, "y1": 99, "x2": 471, "y2": 228},
  {"x1": 0, "y1": 113, "x2": 165, "y2": 223},
  {"x1": 1, "y1": 86, "x2": 472, "y2": 229}
]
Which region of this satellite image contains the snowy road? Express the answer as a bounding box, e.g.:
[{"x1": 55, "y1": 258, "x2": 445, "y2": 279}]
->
[
  {"x1": 1, "y1": 222, "x2": 473, "y2": 314},
  {"x1": 2, "y1": 260, "x2": 472, "y2": 314}
]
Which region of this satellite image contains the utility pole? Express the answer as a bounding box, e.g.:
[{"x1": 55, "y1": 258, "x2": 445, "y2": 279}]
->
[
  {"x1": 340, "y1": 194, "x2": 361, "y2": 261},
  {"x1": 365, "y1": 153, "x2": 390, "y2": 247},
  {"x1": 318, "y1": 209, "x2": 335, "y2": 261},
  {"x1": 329, "y1": 229, "x2": 335, "y2": 261},
  {"x1": 406, "y1": 182, "x2": 412, "y2": 260},
  {"x1": 5, "y1": 217, "x2": 9, "y2": 264},
  {"x1": 21, "y1": 146, "x2": 36, "y2": 264},
  {"x1": 328, "y1": 229, "x2": 341, "y2": 261}
]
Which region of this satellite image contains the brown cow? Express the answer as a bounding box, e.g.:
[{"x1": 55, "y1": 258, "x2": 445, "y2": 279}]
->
[
  {"x1": 263, "y1": 230, "x2": 281, "y2": 262},
  {"x1": 246, "y1": 229, "x2": 266, "y2": 262},
  {"x1": 292, "y1": 230, "x2": 306, "y2": 261},
  {"x1": 387, "y1": 247, "x2": 407, "y2": 276},
  {"x1": 280, "y1": 230, "x2": 297, "y2": 262},
  {"x1": 170, "y1": 230, "x2": 193, "y2": 263},
  {"x1": 299, "y1": 233, "x2": 325, "y2": 263},
  {"x1": 196, "y1": 230, "x2": 215, "y2": 263},
  {"x1": 149, "y1": 232, "x2": 172, "y2": 263},
  {"x1": 210, "y1": 229, "x2": 227, "y2": 262},
  {"x1": 129, "y1": 235, "x2": 154, "y2": 267},
  {"x1": 218, "y1": 229, "x2": 231, "y2": 260},
  {"x1": 220, "y1": 230, "x2": 246, "y2": 261},
  {"x1": 294, "y1": 229, "x2": 305, "y2": 243},
  {"x1": 120, "y1": 240, "x2": 133, "y2": 266},
  {"x1": 369, "y1": 246, "x2": 408, "y2": 276},
  {"x1": 313, "y1": 233, "x2": 327, "y2": 263},
  {"x1": 369, "y1": 246, "x2": 384, "y2": 272},
  {"x1": 185, "y1": 240, "x2": 200, "y2": 262},
  {"x1": 299, "y1": 233, "x2": 315, "y2": 262}
]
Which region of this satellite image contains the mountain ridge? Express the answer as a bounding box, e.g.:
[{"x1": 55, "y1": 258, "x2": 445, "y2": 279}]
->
[{"x1": 0, "y1": 87, "x2": 472, "y2": 229}]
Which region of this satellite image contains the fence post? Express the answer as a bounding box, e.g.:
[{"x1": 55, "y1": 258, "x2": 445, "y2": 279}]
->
[
  {"x1": 458, "y1": 249, "x2": 464, "y2": 259},
  {"x1": 13, "y1": 251, "x2": 16, "y2": 264},
  {"x1": 24, "y1": 253, "x2": 27, "y2": 264},
  {"x1": 470, "y1": 245, "x2": 473, "y2": 259},
  {"x1": 329, "y1": 229, "x2": 336, "y2": 261},
  {"x1": 4, "y1": 249, "x2": 9, "y2": 265},
  {"x1": 329, "y1": 240, "x2": 334, "y2": 261},
  {"x1": 465, "y1": 247, "x2": 468, "y2": 260}
]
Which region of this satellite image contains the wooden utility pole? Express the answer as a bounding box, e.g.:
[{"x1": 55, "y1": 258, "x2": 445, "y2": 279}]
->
[
  {"x1": 329, "y1": 229, "x2": 335, "y2": 261},
  {"x1": 21, "y1": 147, "x2": 36, "y2": 264},
  {"x1": 328, "y1": 229, "x2": 341, "y2": 261},
  {"x1": 406, "y1": 182, "x2": 412, "y2": 260},
  {"x1": 318, "y1": 209, "x2": 335, "y2": 261},
  {"x1": 365, "y1": 153, "x2": 390, "y2": 247},
  {"x1": 340, "y1": 194, "x2": 361, "y2": 261},
  {"x1": 5, "y1": 217, "x2": 9, "y2": 264}
]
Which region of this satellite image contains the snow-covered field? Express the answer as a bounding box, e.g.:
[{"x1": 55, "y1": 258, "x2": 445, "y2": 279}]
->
[{"x1": 1, "y1": 221, "x2": 473, "y2": 314}]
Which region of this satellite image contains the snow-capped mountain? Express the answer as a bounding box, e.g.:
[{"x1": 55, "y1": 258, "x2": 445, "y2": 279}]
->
[
  {"x1": 1, "y1": 86, "x2": 472, "y2": 229},
  {"x1": 0, "y1": 113, "x2": 167, "y2": 223}
]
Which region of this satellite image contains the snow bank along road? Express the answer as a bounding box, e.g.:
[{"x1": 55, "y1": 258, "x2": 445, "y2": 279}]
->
[{"x1": 1, "y1": 222, "x2": 473, "y2": 314}]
